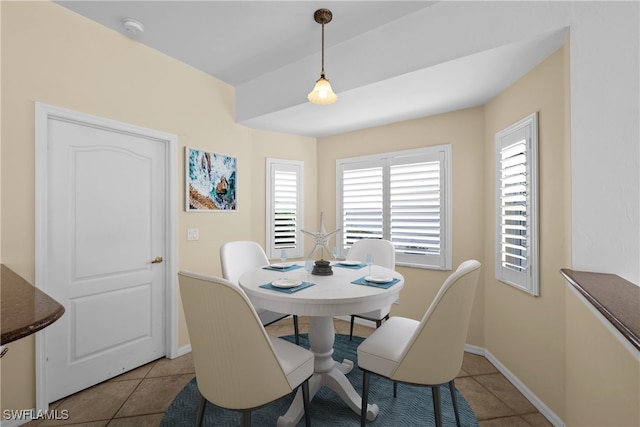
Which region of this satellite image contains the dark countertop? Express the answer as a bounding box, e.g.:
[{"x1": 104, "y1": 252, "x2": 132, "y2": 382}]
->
[
  {"x1": 561, "y1": 268, "x2": 639, "y2": 351},
  {"x1": 1, "y1": 264, "x2": 65, "y2": 345}
]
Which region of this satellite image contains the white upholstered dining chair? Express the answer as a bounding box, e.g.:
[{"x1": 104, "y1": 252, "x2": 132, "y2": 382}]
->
[
  {"x1": 220, "y1": 240, "x2": 300, "y2": 344},
  {"x1": 345, "y1": 239, "x2": 396, "y2": 340},
  {"x1": 178, "y1": 271, "x2": 314, "y2": 427},
  {"x1": 357, "y1": 260, "x2": 481, "y2": 427}
]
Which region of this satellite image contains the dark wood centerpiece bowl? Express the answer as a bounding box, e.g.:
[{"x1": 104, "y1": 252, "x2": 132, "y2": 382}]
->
[{"x1": 312, "y1": 259, "x2": 333, "y2": 276}]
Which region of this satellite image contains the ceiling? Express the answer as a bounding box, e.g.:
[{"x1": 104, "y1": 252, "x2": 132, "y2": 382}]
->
[{"x1": 55, "y1": 1, "x2": 567, "y2": 138}]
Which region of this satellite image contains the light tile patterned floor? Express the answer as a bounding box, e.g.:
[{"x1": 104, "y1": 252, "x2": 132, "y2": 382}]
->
[{"x1": 24, "y1": 318, "x2": 552, "y2": 426}]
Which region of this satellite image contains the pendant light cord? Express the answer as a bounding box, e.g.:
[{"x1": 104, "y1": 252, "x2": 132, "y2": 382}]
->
[{"x1": 321, "y1": 22, "x2": 325, "y2": 77}]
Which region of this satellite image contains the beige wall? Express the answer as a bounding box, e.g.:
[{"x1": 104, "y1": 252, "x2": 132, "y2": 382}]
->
[
  {"x1": 317, "y1": 108, "x2": 487, "y2": 344},
  {"x1": 565, "y1": 288, "x2": 640, "y2": 426},
  {"x1": 484, "y1": 48, "x2": 568, "y2": 418},
  {"x1": 0, "y1": 1, "x2": 315, "y2": 410}
]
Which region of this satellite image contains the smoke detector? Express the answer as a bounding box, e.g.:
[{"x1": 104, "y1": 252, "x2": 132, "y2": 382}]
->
[{"x1": 122, "y1": 18, "x2": 144, "y2": 35}]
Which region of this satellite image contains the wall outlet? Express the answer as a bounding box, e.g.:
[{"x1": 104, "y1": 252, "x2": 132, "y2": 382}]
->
[{"x1": 187, "y1": 228, "x2": 199, "y2": 241}]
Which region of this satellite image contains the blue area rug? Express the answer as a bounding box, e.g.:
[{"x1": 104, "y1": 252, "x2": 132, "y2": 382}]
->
[{"x1": 161, "y1": 334, "x2": 478, "y2": 426}]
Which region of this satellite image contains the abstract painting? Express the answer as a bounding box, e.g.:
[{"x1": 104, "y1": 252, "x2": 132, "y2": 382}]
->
[{"x1": 186, "y1": 147, "x2": 237, "y2": 211}]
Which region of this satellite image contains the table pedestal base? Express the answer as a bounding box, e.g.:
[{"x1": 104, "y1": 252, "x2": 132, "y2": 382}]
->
[{"x1": 276, "y1": 317, "x2": 379, "y2": 427}]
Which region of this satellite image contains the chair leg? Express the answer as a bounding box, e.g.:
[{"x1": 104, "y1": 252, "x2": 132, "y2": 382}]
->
[
  {"x1": 293, "y1": 315, "x2": 300, "y2": 345},
  {"x1": 242, "y1": 411, "x2": 251, "y2": 427},
  {"x1": 393, "y1": 381, "x2": 397, "y2": 398},
  {"x1": 431, "y1": 385, "x2": 442, "y2": 427},
  {"x1": 361, "y1": 371, "x2": 370, "y2": 427},
  {"x1": 449, "y1": 380, "x2": 461, "y2": 427},
  {"x1": 350, "y1": 315, "x2": 355, "y2": 340},
  {"x1": 302, "y1": 379, "x2": 311, "y2": 426},
  {"x1": 195, "y1": 394, "x2": 206, "y2": 427}
]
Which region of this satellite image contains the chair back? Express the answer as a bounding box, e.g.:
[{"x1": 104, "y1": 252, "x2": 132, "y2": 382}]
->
[
  {"x1": 220, "y1": 241, "x2": 270, "y2": 285},
  {"x1": 178, "y1": 271, "x2": 293, "y2": 409},
  {"x1": 391, "y1": 260, "x2": 481, "y2": 385},
  {"x1": 346, "y1": 239, "x2": 396, "y2": 269}
]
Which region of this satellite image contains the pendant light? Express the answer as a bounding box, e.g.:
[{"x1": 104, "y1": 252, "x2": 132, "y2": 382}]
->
[{"x1": 307, "y1": 8, "x2": 337, "y2": 105}]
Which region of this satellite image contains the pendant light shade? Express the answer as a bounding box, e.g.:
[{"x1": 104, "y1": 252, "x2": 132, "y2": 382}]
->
[
  {"x1": 308, "y1": 9, "x2": 337, "y2": 105},
  {"x1": 308, "y1": 75, "x2": 337, "y2": 105}
]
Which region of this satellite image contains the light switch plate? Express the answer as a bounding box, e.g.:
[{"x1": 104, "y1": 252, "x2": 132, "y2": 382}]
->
[{"x1": 187, "y1": 228, "x2": 199, "y2": 241}]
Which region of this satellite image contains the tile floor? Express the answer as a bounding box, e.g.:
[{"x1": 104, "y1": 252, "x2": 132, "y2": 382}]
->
[{"x1": 25, "y1": 317, "x2": 552, "y2": 426}]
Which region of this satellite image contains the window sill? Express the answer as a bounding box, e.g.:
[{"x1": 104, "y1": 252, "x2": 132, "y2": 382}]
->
[{"x1": 560, "y1": 268, "x2": 639, "y2": 352}]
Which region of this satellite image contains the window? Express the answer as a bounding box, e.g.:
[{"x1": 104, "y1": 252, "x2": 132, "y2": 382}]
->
[
  {"x1": 336, "y1": 145, "x2": 451, "y2": 270},
  {"x1": 266, "y1": 159, "x2": 304, "y2": 259},
  {"x1": 495, "y1": 113, "x2": 539, "y2": 296}
]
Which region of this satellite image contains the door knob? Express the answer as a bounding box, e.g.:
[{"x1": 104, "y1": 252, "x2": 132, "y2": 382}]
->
[{"x1": 151, "y1": 256, "x2": 163, "y2": 264}]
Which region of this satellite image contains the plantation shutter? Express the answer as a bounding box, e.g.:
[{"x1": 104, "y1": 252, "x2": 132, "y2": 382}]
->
[
  {"x1": 266, "y1": 159, "x2": 304, "y2": 259},
  {"x1": 495, "y1": 113, "x2": 539, "y2": 296},
  {"x1": 390, "y1": 160, "x2": 441, "y2": 256},
  {"x1": 341, "y1": 164, "x2": 384, "y2": 245},
  {"x1": 337, "y1": 146, "x2": 451, "y2": 270},
  {"x1": 498, "y1": 140, "x2": 528, "y2": 273},
  {"x1": 273, "y1": 170, "x2": 298, "y2": 250}
]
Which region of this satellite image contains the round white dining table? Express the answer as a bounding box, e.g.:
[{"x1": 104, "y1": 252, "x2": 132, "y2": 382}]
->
[{"x1": 239, "y1": 261, "x2": 404, "y2": 427}]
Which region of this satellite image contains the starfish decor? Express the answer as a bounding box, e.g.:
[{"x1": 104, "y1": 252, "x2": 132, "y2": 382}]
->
[{"x1": 301, "y1": 212, "x2": 340, "y2": 260}]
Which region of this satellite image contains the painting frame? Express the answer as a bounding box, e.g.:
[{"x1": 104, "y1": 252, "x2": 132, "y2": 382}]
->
[{"x1": 185, "y1": 146, "x2": 237, "y2": 212}]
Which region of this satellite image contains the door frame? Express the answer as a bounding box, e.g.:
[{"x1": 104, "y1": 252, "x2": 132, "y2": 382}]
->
[{"x1": 34, "y1": 102, "x2": 178, "y2": 411}]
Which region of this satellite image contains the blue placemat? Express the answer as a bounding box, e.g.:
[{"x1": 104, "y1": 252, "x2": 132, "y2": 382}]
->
[
  {"x1": 259, "y1": 281, "x2": 315, "y2": 294},
  {"x1": 262, "y1": 264, "x2": 303, "y2": 272},
  {"x1": 351, "y1": 276, "x2": 401, "y2": 289},
  {"x1": 333, "y1": 262, "x2": 367, "y2": 269}
]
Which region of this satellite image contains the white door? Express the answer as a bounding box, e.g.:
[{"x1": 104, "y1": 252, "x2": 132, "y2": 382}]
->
[{"x1": 36, "y1": 105, "x2": 174, "y2": 403}]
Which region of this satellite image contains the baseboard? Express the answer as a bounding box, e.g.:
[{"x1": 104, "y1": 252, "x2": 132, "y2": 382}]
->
[
  {"x1": 463, "y1": 343, "x2": 485, "y2": 356},
  {"x1": 477, "y1": 347, "x2": 565, "y2": 427},
  {"x1": 174, "y1": 344, "x2": 192, "y2": 358}
]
